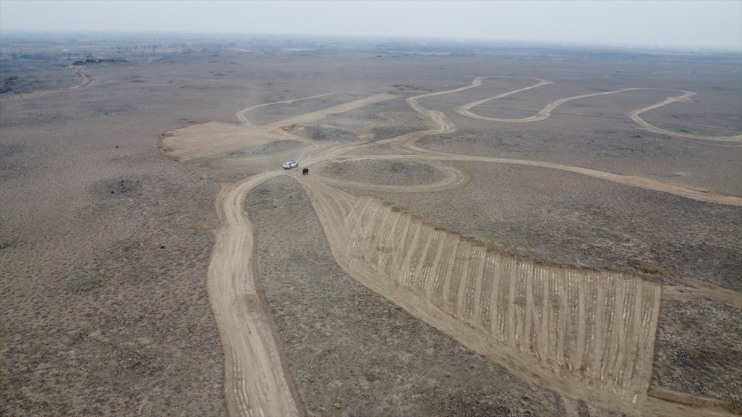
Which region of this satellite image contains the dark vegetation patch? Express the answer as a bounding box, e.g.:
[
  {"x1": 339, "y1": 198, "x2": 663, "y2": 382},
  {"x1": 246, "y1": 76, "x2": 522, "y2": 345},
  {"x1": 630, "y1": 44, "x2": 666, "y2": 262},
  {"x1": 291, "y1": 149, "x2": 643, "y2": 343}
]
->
[
  {"x1": 391, "y1": 84, "x2": 433, "y2": 92},
  {"x1": 0, "y1": 64, "x2": 79, "y2": 95},
  {"x1": 1, "y1": 75, "x2": 19, "y2": 94},
  {"x1": 92, "y1": 178, "x2": 144, "y2": 197},
  {"x1": 72, "y1": 58, "x2": 126, "y2": 65}
]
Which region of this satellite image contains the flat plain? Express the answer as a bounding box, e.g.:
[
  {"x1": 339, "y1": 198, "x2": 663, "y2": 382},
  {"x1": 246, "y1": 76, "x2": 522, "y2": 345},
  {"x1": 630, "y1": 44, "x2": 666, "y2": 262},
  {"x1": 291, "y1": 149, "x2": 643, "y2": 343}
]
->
[{"x1": 1, "y1": 34, "x2": 740, "y2": 416}]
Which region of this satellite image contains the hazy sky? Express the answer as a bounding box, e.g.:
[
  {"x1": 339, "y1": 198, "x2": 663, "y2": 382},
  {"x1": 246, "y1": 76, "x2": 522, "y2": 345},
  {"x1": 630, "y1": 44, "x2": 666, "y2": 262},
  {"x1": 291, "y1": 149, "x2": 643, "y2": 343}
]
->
[{"x1": 1, "y1": 0, "x2": 740, "y2": 50}]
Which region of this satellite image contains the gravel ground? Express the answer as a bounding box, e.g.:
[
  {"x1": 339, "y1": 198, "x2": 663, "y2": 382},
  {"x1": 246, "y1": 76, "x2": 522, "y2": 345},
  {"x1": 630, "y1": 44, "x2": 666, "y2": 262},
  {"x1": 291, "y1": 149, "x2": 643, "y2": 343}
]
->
[
  {"x1": 247, "y1": 176, "x2": 571, "y2": 417},
  {"x1": 2, "y1": 37, "x2": 739, "y2": 416},
  {"x1": 322, "y1": 160, "x2": 445, "y2": 186}
]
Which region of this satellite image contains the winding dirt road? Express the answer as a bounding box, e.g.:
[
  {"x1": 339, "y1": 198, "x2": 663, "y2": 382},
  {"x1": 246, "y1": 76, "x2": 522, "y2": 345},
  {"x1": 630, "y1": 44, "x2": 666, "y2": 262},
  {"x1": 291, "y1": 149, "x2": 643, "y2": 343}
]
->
[
  {"x1": 235, "y1": 93, "x2": 335, "y2": 127},
  {"x1": 162, "y1": 75, "x2": 742, "y2": 417},
  {"x1": 454, "y1": 77, "x2": 742, "y2": 144}
]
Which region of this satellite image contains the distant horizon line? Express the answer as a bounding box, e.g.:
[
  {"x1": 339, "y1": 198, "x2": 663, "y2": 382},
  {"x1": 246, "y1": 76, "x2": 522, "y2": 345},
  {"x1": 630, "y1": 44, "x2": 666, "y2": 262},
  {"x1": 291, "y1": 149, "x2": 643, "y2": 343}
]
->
[{"x1": 1, "y1": 29, "x2": 740, "y2": 54}]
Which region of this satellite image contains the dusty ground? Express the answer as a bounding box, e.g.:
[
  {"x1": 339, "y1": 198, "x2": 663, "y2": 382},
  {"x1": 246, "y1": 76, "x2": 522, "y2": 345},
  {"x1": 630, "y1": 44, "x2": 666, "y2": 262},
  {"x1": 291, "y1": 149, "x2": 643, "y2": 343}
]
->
[
  {"x1": 247, "y1": 176, "x2": 571, "y2": 417},
  {"x1": 1, "y1": 33, "x2": 740, "y2": 416}
]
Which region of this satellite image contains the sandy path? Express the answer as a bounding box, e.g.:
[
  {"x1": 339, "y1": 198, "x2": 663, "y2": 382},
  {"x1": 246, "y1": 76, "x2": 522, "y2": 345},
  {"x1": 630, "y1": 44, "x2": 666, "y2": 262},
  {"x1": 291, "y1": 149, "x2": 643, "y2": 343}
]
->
[
  {"x1": 644, "y1": 386, "x2": 741, "y2": 417},
  {"x1": 162, "y1": 92, "x2": 341, "y2": 162},
  {"x1": 455, "y1": 77, "x2": 553, "y2": 121},
  {"x1": 263, "y1": 93, "x2": 397, "y2": 129},
  {"x1": 208, "y1": 172, "x2": 301, "y2": 417},
  {"x1": 626, "y1": 92, "x2": 742, "y2": 143},
  {"x1": 661, "y1": 274, "x2": 742, "y2": 309},
  {"x1": 456, "y1": 83, "x2": 642, "y2": 123},
  {"x1": 317, "y1": 160, "x2": 471, "y2": 193},
  {"x1": 321, "y1": 153, "x2": 742, "y2": 206},
  {"x1": 159, "y1": 122, "x2": 301, "y2": 162},
  {"x1": 310, "y1": 80, "x2": 740, "y2": 206},
  {"x1": 160, "y1": 76, "x2": 741, "y2": 417},
  {"x1": 396, "y1": 79, "x2": 742, "y2": 205},
  {"x1": 235, "y1": 93, "x2": 335, "y2": 127},
  {"x1": 454, "y1": 78, "x2": 742, "y2": 143}
]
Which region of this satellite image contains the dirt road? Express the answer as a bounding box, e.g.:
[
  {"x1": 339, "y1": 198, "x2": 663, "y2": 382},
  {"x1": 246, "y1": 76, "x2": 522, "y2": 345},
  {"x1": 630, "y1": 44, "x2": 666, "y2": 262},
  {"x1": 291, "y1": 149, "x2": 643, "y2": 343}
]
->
[
  {"x1": 626, "y1": 92, "x2": 742, "y2": 143},
  {"x1": 455, "y1": 77, "x2": 742, "y2": 144},
  {"x1": 161, "y1": 75, "x2": 741, "y2": 417},
  {"x1": 235, "y1": 93, "x2": 335, "y2": 127},
  {"x1": 297, "y1": 178, "x2": 662, "y2": 414},
  {"x1": 208, "y1": 172, "x2": 301, "y2": 417}
]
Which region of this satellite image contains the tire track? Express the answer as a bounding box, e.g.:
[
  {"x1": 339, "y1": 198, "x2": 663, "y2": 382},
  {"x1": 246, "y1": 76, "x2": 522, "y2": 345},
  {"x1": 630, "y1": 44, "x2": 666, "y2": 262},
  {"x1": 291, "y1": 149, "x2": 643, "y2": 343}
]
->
[
  {"x1": 159, "y1": 121, "x2": 317, "y2": 162},
  {"x1": 320, "y1": 153, "x2": 742, "y2": 206},
  {"x1": 453, "y1": 78, "x2": 741, "y2": 143},
  {"x1": 626, "y1": 92, "x2": 742, "y2": 143},
  {"x1": 235, "y1": 93, "x2": 335, "y2": 127},
  {"x1": 208, "y1": 172, "x2": 301, "y2": 417},
  {"x1": 161, "y1": 77, "x2": 741, "y2": 417},
  {"x1": 301, "y1": 184, "x2": 665, "y2": 415},
  {"x1": 264, "y1": 93, "x2": 397, "y2": 129}
]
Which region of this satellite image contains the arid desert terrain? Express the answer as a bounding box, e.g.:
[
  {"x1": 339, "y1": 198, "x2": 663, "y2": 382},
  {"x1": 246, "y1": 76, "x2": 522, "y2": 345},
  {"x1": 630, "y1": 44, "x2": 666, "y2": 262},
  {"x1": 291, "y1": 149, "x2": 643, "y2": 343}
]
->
[{"x1": 1, "y1": 33, "x2": 741, "y2": 417}]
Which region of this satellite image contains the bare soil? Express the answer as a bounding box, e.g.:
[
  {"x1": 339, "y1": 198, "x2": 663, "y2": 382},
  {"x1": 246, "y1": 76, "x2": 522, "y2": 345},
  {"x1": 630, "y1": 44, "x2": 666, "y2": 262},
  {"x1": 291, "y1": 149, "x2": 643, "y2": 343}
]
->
[
  {"x1": 2, "y1": 33, "x2": 740, "y2": 417},
  {"x1": 247, "y1": 176, "x2": 572, "y2": 417}
]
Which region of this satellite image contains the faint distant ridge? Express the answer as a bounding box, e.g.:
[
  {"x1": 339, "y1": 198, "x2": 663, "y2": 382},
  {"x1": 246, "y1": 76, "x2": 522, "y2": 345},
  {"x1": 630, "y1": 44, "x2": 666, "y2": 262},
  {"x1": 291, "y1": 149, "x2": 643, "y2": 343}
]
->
[
  {"x1": 72, "y1": 58, "x2": 126, "y2": 65},
  {"x1": 1, "y1": 31, "x2": 739, "y2": 64},
  {"x1": 368, "y1": 37, "x2": 742, "y2": 62}
]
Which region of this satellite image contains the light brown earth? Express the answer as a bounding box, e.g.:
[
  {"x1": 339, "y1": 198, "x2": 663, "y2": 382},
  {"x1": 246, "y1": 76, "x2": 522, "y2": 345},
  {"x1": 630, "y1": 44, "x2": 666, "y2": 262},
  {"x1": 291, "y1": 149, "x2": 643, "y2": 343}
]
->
[
  {"x1": 163, "y1": 70, "x2": 740, "y2": 416},
  {"x1": 2, "y1": 37, "x2": 740, "y2": 417}
]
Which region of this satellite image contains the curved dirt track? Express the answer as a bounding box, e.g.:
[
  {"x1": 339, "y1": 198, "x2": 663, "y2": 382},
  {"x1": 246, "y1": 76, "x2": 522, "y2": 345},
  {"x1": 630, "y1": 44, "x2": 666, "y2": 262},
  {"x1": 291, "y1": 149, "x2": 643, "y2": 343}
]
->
[
  {"x1": 263, "y1": 93, "x2": 397, "y2": 129},
  {"x1": 626, "y1": 92, "x2": 742, "y2": 143},
  {"x1": 161, "y1": 74, "x2": 742, "y2": 417},
  {"x1": 158, "y1": 122, "x2": 304, "y2": 162},
  {"x1": 235, "y1": 93, "x2": 335, "y2": 127},
  {"x1": 161, "y1": 93, "x2": 351, "y2": 162},
  {"x1": 208, "y1": 172, "x2": 301, "y2": 417},
  {"x1": 320, "y1": 153, "x2": 742, "y2": 206},
  {"x1": 317, "y1": 160, "x2": 471, "y2": 193},
  {"x1": 398, "y1": 79, "x2": 742, "y2": 206},
  {"x1": 455, "y1": 76, "x2": 554, "y2": 122},
  {"x1": 454, "y1": 77, "x2": 742, "y2": 143}
]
